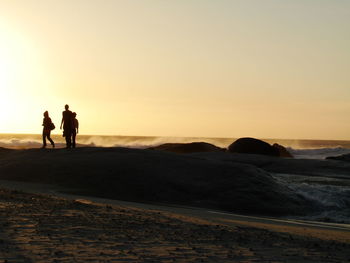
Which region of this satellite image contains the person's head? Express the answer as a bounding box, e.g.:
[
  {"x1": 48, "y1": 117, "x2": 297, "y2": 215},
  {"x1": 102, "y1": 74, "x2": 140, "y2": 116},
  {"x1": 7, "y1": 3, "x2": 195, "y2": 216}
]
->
[
  {"x1": 72, "y1": 112, "x2": 77, "y2": 118},
  {"x1": 65, "y1": 104, "x2": 69, "y2": 110},
  {"x1": 44, "y1": 111, "x2": 49, "y2": 117}
]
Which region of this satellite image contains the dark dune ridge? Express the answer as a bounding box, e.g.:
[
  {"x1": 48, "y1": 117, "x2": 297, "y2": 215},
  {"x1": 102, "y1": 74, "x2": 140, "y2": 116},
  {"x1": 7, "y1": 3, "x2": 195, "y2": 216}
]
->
[{"x1": 0, "y1": 147, "x2": 311, "y2": 216}]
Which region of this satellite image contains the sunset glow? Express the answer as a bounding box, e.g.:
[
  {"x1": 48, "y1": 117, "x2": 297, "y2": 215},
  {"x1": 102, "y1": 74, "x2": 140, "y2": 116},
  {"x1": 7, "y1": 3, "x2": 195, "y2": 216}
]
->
[
  {"x1": 0, "y1": 22, "x2": 33, "y2": 128},
  {"x1": 0, "y1": 0, "x2": 349, "y2": 139}
]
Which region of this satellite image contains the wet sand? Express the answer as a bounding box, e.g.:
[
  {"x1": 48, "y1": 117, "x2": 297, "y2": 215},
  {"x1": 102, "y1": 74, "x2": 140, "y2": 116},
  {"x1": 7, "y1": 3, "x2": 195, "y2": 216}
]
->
[{"x1": 0, "y1": 187, "x2": 349, "y2": 263}]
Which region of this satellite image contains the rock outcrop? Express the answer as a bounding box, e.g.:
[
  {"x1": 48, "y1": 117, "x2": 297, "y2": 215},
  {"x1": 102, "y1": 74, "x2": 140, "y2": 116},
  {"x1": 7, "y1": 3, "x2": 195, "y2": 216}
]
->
[
  {"x1": 148, "y1": 142, "x2": 225, "y2": 154},
  {"x1": 228, "y1": 138, "x2": 279, "y2": 156},
  {"x1": 272, "y1": 143, "x2": 293, "y2": 158},
  {"x1": 0, "y1": 147, "x2": 310, "y2": 216},
  {"x1": 228, "y1": 138, "x2": 292, "y2": 158},
  {"x1": 326, "y1": 153, "x2": 350, "y2": 162}
]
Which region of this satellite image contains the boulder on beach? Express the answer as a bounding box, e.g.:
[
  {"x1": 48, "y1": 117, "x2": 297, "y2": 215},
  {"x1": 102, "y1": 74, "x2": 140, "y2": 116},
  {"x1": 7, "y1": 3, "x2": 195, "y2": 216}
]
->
[
  {"x1": 148, "y1": 142, "x2": 225, "y2": 154},
  {"x1": 326, "y1": 153, "x2": 350, "y2": 162},
  {"x1": 228, "y1": 138, "x2": 292, "y2": 158},
  {"x1": 272, "y1": 143, "x2": 293, "y2": 158},
  {"x1": 228, "y1": 138, "x2": 279, "y2": 156}
]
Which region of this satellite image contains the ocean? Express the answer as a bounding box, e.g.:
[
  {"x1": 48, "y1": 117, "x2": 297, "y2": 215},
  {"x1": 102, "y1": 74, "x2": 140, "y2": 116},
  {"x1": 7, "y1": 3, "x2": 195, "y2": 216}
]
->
[{"x1": 1, "y1": 133, "x2": 350, "y2": 159}]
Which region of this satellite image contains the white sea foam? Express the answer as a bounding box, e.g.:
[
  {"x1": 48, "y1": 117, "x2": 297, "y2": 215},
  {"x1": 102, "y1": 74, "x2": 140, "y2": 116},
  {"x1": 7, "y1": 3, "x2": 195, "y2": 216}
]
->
[
  {"x1": 0, "y1": 138, "x2": 42, "y2": 148},
  {"x1": 0, "y1": 134, "x2": 349, "y2": 159},
  {"x1": 273, "y1": 173, "x2": 350, "y2": 223},
  {"x1": 288, "y1": 147, "x2": 350, "y2": 159},
  {"x1": 0, "y1": 135, "x2": 232, "y2": 149}
]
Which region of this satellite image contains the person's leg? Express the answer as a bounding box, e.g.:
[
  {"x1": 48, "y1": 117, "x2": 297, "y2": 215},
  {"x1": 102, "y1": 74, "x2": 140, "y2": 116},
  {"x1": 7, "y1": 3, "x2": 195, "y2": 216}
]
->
[
  {"x1": 42, "y1": 132, "x2": 47, "y2": 148},
  {"x1": 72, "y1": 131, "x2": 76, "y2": 148},
  {"x1": 66, "y1": 129, "x2": 72, "y2": 148},
  {"x1": 64, "y1": 129, "x2": 70, "y2": 148},
  {"x1": 47, "y1": 131, "x2": 55, "y2": 148},
  {"x1": 65, "y1": 135, "x2": 70, "y2": 148}
]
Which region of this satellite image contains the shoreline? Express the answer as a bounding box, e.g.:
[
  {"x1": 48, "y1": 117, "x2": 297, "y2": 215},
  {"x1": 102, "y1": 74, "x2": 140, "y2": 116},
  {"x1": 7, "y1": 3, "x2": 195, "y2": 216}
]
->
[
  {"x1": 0, "y1": 180, "x2": 349, "y2": 262},
  {"x1": 0, "y1": 178, "x2": 349, "y2": 237}
]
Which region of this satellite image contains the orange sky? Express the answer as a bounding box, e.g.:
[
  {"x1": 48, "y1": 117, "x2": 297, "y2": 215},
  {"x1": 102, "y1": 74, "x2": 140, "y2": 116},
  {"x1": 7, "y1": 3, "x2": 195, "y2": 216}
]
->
[{"x1": 0, "y1": 0, "x2": 349, "y2": 139}]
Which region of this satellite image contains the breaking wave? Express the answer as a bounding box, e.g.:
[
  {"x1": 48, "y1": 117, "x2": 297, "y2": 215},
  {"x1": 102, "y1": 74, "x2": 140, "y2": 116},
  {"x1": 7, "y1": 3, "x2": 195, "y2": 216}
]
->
[
  {"x1": 0, "y1": 134, "x2": 349, "y2": 159},
  {"x1": 273, "y1": 173, "x2": 350, "y2": 224},
  {"x1": 288, "y1": 147, "x2": 350, "y2": 159}
]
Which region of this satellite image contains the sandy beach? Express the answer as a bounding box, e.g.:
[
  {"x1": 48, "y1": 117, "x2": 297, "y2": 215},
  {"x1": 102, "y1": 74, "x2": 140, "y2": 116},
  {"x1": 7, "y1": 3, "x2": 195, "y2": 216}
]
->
[{"x1": 0, "y1": 187, "x2": 349, "y2": 263}]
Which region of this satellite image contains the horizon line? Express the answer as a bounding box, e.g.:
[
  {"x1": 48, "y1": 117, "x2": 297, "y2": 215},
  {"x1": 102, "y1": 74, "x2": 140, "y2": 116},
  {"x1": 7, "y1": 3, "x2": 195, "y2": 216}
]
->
[{"x1": 0, "y1": 132, "x2": 349, "y2": 142}]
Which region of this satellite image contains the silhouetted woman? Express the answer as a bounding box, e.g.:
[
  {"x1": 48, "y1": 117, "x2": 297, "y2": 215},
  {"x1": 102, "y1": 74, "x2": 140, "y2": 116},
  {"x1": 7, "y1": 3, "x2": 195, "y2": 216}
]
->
[
  {"x1": 42, "y1": 111, "x2": 55, "y2": 148},
  {"x1": 71, "y1": 112, "x2": 79, "y2": 148}
]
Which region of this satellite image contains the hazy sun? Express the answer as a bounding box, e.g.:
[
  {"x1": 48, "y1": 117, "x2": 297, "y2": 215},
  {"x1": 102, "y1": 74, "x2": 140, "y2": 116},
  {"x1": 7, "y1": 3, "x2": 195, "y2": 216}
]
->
[
  {"x1": 0, "y1": 21, "x2": 45, "y2": 132},
  {"x1": 0, "y1": 29, "x2": 19, "y2": 123}
]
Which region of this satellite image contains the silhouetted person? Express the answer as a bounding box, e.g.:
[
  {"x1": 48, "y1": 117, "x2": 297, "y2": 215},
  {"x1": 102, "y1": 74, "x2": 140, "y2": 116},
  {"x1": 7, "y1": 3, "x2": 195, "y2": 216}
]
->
[
  {"x1": 60, "y1": 104, "x2": 73, "y2": 148},
  {"x1": 71, "y1": 112, "x2": 79, "y2": 148},
  {"x1": 42, "y1": 111, "x2": 55, "y2": 148}
]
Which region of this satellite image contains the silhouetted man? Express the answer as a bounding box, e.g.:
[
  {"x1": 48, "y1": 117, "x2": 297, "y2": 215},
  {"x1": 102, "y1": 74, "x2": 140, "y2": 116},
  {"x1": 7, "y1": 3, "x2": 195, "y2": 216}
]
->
[{"x1": 60, "y1": 104, "x2": 73, "y2": 148}]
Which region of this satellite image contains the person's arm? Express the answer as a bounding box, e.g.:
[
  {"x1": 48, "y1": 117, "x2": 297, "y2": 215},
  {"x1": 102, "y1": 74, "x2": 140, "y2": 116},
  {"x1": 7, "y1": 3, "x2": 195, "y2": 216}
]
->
[
  {"x1": 60, "y1": 112, "x2": 64, "y2": 129},
  {"x1": 76, "y1": 120, "x2": 79, "y2": 134}
]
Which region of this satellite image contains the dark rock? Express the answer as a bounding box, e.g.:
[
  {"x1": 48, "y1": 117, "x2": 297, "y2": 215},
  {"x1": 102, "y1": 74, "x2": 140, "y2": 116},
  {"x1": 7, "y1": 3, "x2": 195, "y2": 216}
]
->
[
  {"x1": 272, "y1": 143, "x2": 293, "y2": 158},
  {"x1": 191, "y1": 151, "x2": 350, "y2": 181},
  {"x1": 148, "y1": 142, "x2": 225, "y2": 154},
  {"x1": 326, "y1": 153, "x2": 350, "y2": 162},
  {"x1": 228, "y1": 138, "x2": 279, "y2": 157},
  {"x1": 0, "y1": 147, "x2": 311, "y2": 216}
]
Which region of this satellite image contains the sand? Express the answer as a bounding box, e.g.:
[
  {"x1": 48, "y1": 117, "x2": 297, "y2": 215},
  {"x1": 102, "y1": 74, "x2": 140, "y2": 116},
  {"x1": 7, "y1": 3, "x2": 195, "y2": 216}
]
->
[{"x1": 0, "y1": 187, "x2": 349, "y2": 263}]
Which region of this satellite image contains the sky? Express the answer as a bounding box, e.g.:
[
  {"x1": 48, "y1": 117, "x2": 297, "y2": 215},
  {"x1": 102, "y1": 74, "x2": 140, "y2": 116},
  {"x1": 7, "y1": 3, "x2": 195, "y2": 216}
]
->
[{"x1": 0, "y1": 0, "x2": 349, "y2": 140}]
